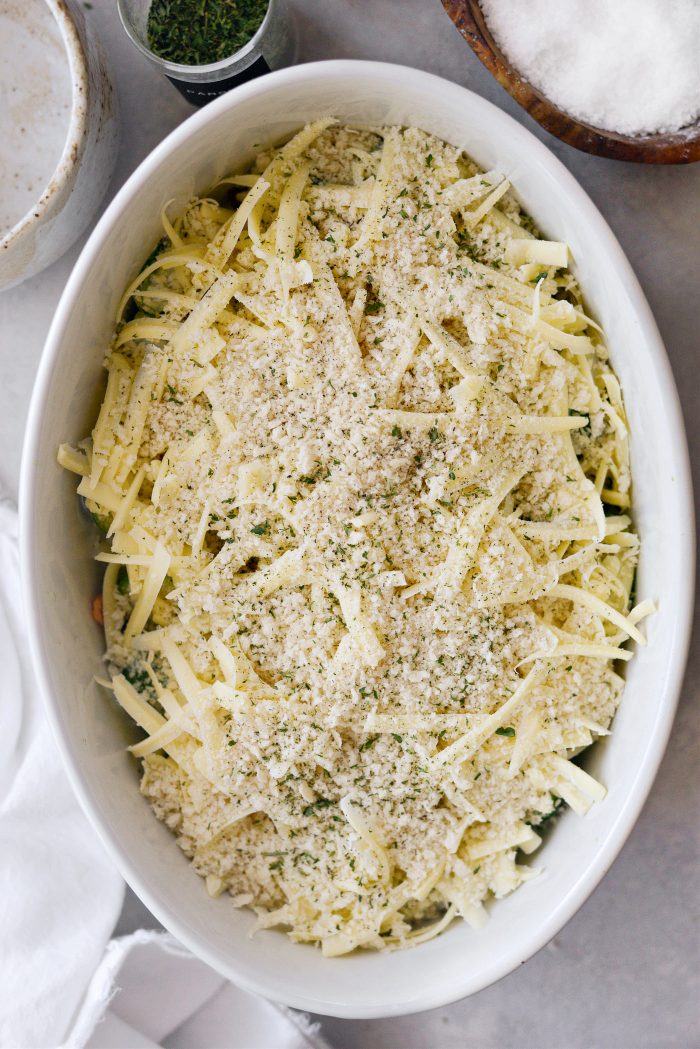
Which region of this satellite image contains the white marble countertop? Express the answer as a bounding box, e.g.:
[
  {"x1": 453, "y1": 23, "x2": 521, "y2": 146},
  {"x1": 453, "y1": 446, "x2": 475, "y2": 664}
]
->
[{"x1": 2, "y1": 2, "x2": 698, "y2": 1046}]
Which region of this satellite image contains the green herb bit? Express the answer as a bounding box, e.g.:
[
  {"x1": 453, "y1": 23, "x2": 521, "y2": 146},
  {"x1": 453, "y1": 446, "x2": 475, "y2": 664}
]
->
[
  {"x1": 90, "y1": 509, "x2": 110, "y2": 534},
  {"x1": 140, "y1": 238, "x2": 167, "y2": 272},
  {"x1": 302, "y1": 797, "x2": 334, "y2": 817},
  {"x1": 123, "y1": 664, "x2": 152, "y2": 693},
  {"x1": 147, "y1": 0, "x2": 269, "y2": 67},
  {"x1": 117, "y1": 565, "x2": 130, "y2": 595},
  {"x1": 495, "y1": 726, "x2": 516, "y2": 738},
  {"x1": 527, "y1": 796, "x2": 565, "y2": 829},
  {"x1": 250, "y1": 521, "x2": 270, "y2": 535}
]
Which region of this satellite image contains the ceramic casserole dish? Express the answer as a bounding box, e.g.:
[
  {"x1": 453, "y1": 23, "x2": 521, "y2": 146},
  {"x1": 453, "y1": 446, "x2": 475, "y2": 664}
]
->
[{"x1": 20, "y1": 61, "x2": 693, "y2": 1018}]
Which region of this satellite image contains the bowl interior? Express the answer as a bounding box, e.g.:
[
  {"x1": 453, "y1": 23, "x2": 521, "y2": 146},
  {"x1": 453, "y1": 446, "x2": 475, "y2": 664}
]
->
[
  {"x1": 21, "y1": 62, "x2": 693, "y2": 1018},
  {"x1": 0, "y1": 0, "x2": 71, "y2": 244}
]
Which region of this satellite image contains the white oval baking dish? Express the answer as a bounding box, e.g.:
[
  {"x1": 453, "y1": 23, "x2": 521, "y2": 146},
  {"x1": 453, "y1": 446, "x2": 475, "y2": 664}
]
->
[{"x1": 20, "y1": 61, "x2": 693, "y2": 1018}]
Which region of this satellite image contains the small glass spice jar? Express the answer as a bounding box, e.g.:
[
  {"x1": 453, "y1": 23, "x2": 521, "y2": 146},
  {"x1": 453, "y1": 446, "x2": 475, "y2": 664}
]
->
[{"x1": 117, "y1": 0, "x2": 295, "y2": 107}]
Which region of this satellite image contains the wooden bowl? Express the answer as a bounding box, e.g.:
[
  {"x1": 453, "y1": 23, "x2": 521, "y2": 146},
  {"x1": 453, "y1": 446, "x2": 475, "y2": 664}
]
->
[{"x1": 441, "y1": 0, "x2": 700, "y2": 164}]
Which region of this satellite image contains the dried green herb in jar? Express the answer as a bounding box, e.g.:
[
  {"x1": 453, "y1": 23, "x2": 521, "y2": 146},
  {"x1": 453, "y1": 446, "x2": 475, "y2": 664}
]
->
[{"x1": 147, "y1": 0, "x2": 269, "y2": 66}]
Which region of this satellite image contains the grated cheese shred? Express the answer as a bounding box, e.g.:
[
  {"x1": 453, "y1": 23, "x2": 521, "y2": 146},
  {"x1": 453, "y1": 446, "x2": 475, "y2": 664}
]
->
[{"x1": 60, "y1": 123, "x2": 651, "y2": 955}]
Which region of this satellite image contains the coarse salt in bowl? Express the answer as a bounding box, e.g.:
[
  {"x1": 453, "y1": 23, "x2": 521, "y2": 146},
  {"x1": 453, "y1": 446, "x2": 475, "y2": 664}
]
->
[
  {"x1": 478, "y1": 0, "x2": 700, "y2": 138},
  {"x1": 20, "y1": 61, "x2": 693, "y2": 1017}
]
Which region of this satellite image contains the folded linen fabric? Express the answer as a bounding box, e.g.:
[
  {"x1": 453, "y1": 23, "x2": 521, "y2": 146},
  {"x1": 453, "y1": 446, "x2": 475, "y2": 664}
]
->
[
  {"x1": 0, "y1": 492, "x2": 125, "y2": 1048},
  {"x1": 66, "y1": 931, "x2": 328, "y2": 1049}
]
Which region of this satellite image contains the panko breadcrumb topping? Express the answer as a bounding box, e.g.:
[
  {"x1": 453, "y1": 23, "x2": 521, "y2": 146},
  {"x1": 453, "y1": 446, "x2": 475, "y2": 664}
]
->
[{"x1": 60, "y1": 122, "x2": 651, "y2": 955}]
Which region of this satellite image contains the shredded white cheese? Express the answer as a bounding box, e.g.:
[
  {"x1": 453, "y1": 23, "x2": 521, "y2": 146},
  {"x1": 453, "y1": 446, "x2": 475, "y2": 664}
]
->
[{"x1": 61, "y1": 123, "x2": 650, "y2": 956}]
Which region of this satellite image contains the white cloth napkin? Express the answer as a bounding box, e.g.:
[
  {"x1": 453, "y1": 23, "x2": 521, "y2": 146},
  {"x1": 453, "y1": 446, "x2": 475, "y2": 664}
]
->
[
  {"x1": 66, "y1": 931, "x2": 328, "y2": 1049},
  {"x1": 0, "y1": 492, "x2": 124, "y2": 1049},
  {"x1": 0, "y1": 492, "x2": 328, "y2": 1049}
]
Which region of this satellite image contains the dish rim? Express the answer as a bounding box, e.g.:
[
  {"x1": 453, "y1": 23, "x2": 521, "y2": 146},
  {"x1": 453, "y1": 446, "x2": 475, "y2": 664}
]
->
[{"x1": 19, "y1": 59, "x2": 695, "y2": 1018}]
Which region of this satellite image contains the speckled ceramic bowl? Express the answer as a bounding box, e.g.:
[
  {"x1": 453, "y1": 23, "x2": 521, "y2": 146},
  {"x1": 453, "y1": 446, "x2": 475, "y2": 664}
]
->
[{"x1": 0, "y1": 0, "x2": 119, "y2": 291}]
